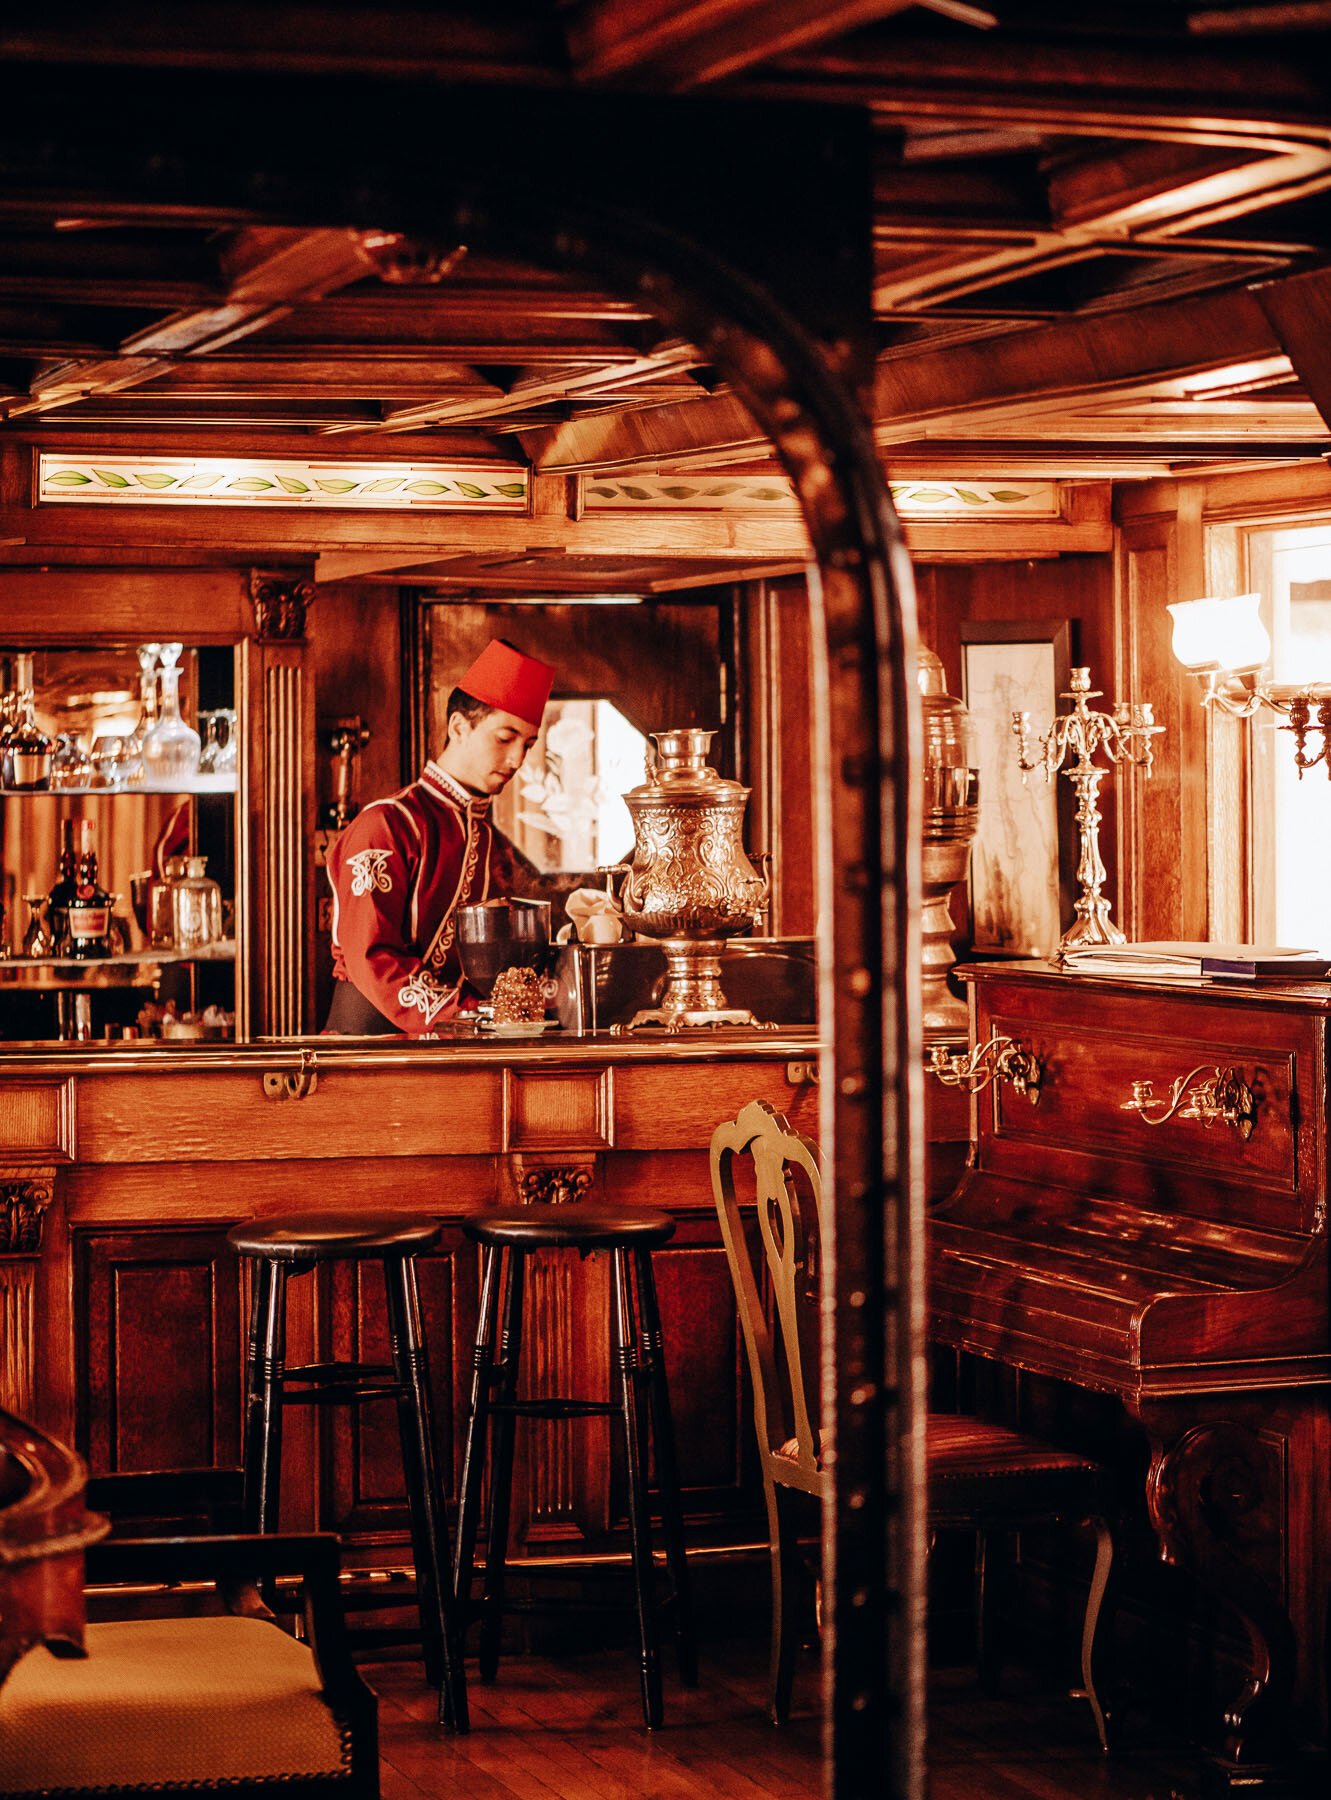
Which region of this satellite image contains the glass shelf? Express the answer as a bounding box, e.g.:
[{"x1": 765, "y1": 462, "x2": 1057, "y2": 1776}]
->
[
  {"x1": 0, "y1": 775, "x2": 237, "y2": 798},
  {"x1": 0, "y1": 941, "x2": 236, "y2": 989}
]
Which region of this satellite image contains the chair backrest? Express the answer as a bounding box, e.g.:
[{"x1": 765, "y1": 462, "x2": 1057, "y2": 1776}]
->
[
  {"x1": 710, "y1": 1099, "x2": 825, "y2": 1489},
  {"x1": 0, "y1": 1408, "x2": 106, "y2": 1688}
]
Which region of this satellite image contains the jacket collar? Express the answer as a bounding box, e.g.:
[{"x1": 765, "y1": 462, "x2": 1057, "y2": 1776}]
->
[{"x1": 422, "y1": 759, "x2": 490, "y2": 815}]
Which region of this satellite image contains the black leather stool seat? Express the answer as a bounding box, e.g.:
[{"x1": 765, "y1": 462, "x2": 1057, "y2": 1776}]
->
[
  {"x1": 227, "y1": 1210, "x2": 443, "y2": 1261},
  {"x1": 227, "y1": 1206, "x2": 466, "y2": 1731},
  {"x1": 461, "y1": 1203, "x2": 675, "y2": 1253},
  {"x1": 454, "y1": 1201, "x2": 694, "y2": 1729}
]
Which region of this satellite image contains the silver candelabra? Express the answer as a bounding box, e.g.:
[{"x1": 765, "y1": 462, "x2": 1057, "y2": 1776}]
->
[{"x1": 1013, "y1": 666, "x2": 1162, "y2": 952}]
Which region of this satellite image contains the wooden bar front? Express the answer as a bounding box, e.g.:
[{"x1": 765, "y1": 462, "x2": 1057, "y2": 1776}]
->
[{"x1": 0, "y1": 1035, "x2": 820, "y2": 1556}]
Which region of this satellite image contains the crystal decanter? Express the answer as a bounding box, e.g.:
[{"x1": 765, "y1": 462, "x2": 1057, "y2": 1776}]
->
[
  {"x1": 122, "y1": 641, "x2": 162, "y2": 787},
  {"x1": 141, "y1": 642, "x2": 200, "y2": 784}
]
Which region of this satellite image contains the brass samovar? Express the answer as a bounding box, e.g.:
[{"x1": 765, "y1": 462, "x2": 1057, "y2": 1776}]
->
[{"x1": 605, "y1": 728, "x2": 772, "y2": 1030}]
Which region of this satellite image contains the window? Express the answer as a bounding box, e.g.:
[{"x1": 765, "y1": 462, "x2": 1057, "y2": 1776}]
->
[{"x1": 1246, "y1": 524, "x2": 1331, "y2": 951}]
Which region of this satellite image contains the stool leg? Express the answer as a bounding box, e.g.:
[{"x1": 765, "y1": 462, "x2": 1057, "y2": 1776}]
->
[
  {"x1": 615, "y1": 1247, "x2": 663, "y2": 1729},
  {"x1": 478, "y1": 1246, "x2": 525, "y2": 1684},
  {"x1": 633, "y1": 1246, "x2": 696, "y2": 1688},
  {"x1": 383, "y1": 1252, "x2": 469, "y2": 1733},
  {"x1": 453, "y1": 1240, "x2": 503, "y2": 1620},
  {"x1": 241, "y1": 1256, "x2": 287, "y2": 1536}
]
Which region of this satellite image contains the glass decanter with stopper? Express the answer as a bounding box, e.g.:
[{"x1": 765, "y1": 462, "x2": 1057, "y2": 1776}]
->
[
  {"x1": 122, "y1": 641, "x2": 161, "y2": 788},
  {"x1": 142, "y1": 642, "x2": 200, "y2": 784},
  {"x1": 3, "y1": 654, "x2": 53, "y2": 791},
  {"x1": 170, "y1": 856, "x2": 223, "y2": 951}
]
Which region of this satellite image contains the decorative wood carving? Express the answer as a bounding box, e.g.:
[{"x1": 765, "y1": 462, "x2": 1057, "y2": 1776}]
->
[
  {"x1": 243, "y1": 637, "x2": 312, "y2": 1039},
  {"x1": 250, "y1": 570, "x2": 317, "y2": 643},
  {"x1": 1, "y1": 1178, "x2": 53, "y2": 1256},
  {"x1": 518, "y1": 1164, "x2": 594, "y2": 1207},
  {"x1": 1147, "y1": 1420, "x2": 1295, "y2": 1764},
  {"x1": 0, "y1": 1266, "x2": 37, "y2": 1416},
  {"x1": 363, "y1": 232, "x2": 468, "y2": 286}
]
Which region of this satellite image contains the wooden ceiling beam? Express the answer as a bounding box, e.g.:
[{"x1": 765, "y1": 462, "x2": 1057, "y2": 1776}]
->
[
  {"x1": 1253, "y1": 265, "x2": 1331, "y2": 431},
  {"x1": 0, "y1": 227, "x2": 379, "y2": 422},
  {"x1": 520, "y1": 391, "x2": 764, "y2": 471},
  {"x1": 750, "y1": 34, "x2": 1331, "y2": 145},
  {"x1": 0, "y1": 10, "x2": 560, "y2": 81},
  {"x1": 1, "y1": 500, "x2": 813, "y2": 561},
  {"x1": 873, "y1": 286, "x2": 1287, "y2": 427},
  {"x1": 565, "y1": 1, "x2": 951, "y2": 89},
  {"x1": 324, "y1": 342, "x2": 706, "y2": 436}
]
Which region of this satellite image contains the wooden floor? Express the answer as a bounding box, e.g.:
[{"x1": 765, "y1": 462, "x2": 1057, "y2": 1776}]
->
[{"x1": 366, "y1": 1640, "x2": 1206, "y2": 1800}]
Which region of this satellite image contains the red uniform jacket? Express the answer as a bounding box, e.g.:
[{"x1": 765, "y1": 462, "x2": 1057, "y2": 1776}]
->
[{"x1": 328, "y1": 760, "x2": 517, "y2": 1033}]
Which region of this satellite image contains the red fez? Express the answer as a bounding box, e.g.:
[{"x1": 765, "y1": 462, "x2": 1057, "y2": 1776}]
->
[{"x1": 460, "y1": 639, "x2": 554, "y2": 731}]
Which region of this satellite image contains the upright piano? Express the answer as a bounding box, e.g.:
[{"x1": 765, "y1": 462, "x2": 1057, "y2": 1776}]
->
[{"x1": 929, "y1": 963, "x2": 1330, "y2": 1786}]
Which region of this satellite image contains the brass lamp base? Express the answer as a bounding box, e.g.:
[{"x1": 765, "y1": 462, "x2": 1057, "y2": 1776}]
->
[{"x1": 614, "y1": 939, "x2": 776, "y2": 1033}]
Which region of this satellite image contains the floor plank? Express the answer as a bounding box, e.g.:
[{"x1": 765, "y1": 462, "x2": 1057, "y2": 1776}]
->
[{"x1": 364, "y1": 1637, "x2": 1217, "y2": 1800}]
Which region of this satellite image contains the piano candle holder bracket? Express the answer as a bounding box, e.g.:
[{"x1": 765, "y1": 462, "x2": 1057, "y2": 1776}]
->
[
  {"x1": 1122, "y1": 1065, "x2": 1257, "y2": 1141},
  {"x1": 926, "y1": 1033, "x2": 1042, "y2": 1104}
]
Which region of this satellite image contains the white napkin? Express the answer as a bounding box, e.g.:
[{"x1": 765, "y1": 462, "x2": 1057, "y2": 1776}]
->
[{"x1": 556, "y1": 887, "x2": 625, "y2": 944}]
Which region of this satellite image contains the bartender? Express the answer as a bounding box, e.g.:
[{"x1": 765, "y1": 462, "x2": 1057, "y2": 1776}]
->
[{"x1": 325, "y1": 638, "x2": 554, "y2": 1034}]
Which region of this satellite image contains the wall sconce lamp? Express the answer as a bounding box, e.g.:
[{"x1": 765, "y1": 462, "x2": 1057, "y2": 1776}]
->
[{"x1": 1167, "y1": 593, "x2": 1331, "y2": 777}]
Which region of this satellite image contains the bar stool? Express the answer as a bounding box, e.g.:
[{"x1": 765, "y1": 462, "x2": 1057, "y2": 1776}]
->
[
  {"x1": 452, "y1": 1203, "x2": 696, "y2": 1729},
  {"x1": 226, "y1": 1208, "x2": 467, "y2": 1731}
]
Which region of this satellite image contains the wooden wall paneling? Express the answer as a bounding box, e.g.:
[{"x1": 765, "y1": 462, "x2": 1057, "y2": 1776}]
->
[
  {"x1": 0, "y1": 567, "x2": 249, "y2": 644},
  {"x1": 613, "y1": 1061, "x2": 818, "y2": 1150},
  {"x1": 1118, "y1": 508, "x2": 1211, "y2": 940},
  {"x1": 0, "y1": 1082, "x2": 74, "y2": 1161},
  {"x1": 418, "y1": 596, "x2": 725, "y2": 759},
  {"x1": 72, "y1": 1071, "x2": 503, "y2": 1164},
  {"x1": 323, "y1": 1246, "x2": 473, "y2": 1543},
  {"x1": 242, "y1": 629, "x2": 315, "y2": 1037},
  {"x1": 77, "y1": 1227, "x2": 241, "y2": 1473},
  {"x1": 644, "y1": 1213, "x2": 749, "y2": 1513},
  {"x1": 62, "y1": 1154, "x2": 503, "y2": 1225},
  {"x1": 744, "y1": 576, "x2": 817, "y2": 938},
  {"x1": 309, "y1": 582, "x2": 404, "y2": 1025},
  {"x1": 504, "y1": 1066, "x2": 612, "y2": 1152}
]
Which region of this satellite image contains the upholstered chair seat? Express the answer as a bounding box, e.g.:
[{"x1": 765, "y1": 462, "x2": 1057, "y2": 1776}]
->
[{"x1": 0, "y1": 1614, "x2": 353, "y2": 1795}]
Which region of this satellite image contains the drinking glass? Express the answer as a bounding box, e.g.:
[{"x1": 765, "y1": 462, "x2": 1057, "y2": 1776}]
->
[
  {"x1": 90, "y1": 734, "x2": 130, "y2": 791},
  {"x1": 50, "y1": 733, "x2": 93, "y2": 791},
  {"x1": 21, "y1": 896, "x2": 54, "y2": 958},
  {"x1": 212, "y1": 709, "x2": 238, "y2": 776},
  {"x1": 197, "y1": 712, "x2": 219, "y2": 774}
]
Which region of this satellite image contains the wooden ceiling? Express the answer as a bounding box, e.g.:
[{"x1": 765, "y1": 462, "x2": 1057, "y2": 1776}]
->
[{"x1": 4, "y1": 3, "x2": 1331, "y2": 587}]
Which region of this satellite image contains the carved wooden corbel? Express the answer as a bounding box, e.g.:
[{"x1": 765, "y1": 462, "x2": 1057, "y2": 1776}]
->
[
  {"x1": 518, "y1": 1164, "x2": 594, "y2": 1207},
  {"x1": 1, "y1": 1177, "x2": 53, "y2": 1257},
  {"x1": 250, "y1": 570, "x2": 317, "y2": 643}
]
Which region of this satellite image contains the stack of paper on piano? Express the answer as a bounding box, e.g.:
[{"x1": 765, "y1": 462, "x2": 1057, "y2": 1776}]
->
[{"x1": 1059, "y1": 942, "x2": 1330, "y2": 980}]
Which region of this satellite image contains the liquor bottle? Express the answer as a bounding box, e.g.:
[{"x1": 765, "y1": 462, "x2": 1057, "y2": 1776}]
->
[
  {"x1": 46, "y1": 818, "x2": 80, "y2": 949},
  {"x1": 54, "y1": 818, "x2": 113, "y2": 958},
  {"x1": 4, "y1": 654, "x2": 53, "y2": 791}
]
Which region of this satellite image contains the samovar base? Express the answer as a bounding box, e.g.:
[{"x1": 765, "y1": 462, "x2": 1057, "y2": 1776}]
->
[{"x1": 614, "y1": 938, "x2": 778, "y2": 1033}]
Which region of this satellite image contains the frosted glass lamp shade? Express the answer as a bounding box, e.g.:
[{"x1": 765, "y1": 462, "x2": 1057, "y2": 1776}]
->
[{"x1": 1167, "y1": 594, "x2": 1270, "y2": 675}]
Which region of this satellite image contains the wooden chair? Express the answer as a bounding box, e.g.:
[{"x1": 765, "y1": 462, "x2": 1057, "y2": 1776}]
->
[
  {"x1": 0, "y1": 1441, "x2": 379, "y2": 1800},
  {"x1": 710, "y1": 1100, "x2": 1115, "y2": 1740}
]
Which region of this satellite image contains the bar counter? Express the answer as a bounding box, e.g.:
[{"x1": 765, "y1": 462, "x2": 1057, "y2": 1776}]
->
[{"x1": 1, "y1": 1029, "x2": 821, "y2": 1550}]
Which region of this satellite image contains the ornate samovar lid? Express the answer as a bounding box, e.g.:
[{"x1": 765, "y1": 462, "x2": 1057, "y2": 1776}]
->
[{"x1": 625, "y1": 727, "x2": 749, "y2": 805}]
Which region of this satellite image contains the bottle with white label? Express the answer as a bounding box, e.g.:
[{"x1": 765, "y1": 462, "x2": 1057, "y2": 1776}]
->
[{"x1": 53, "y1": 818, "x2": 113, "y2": 958}]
